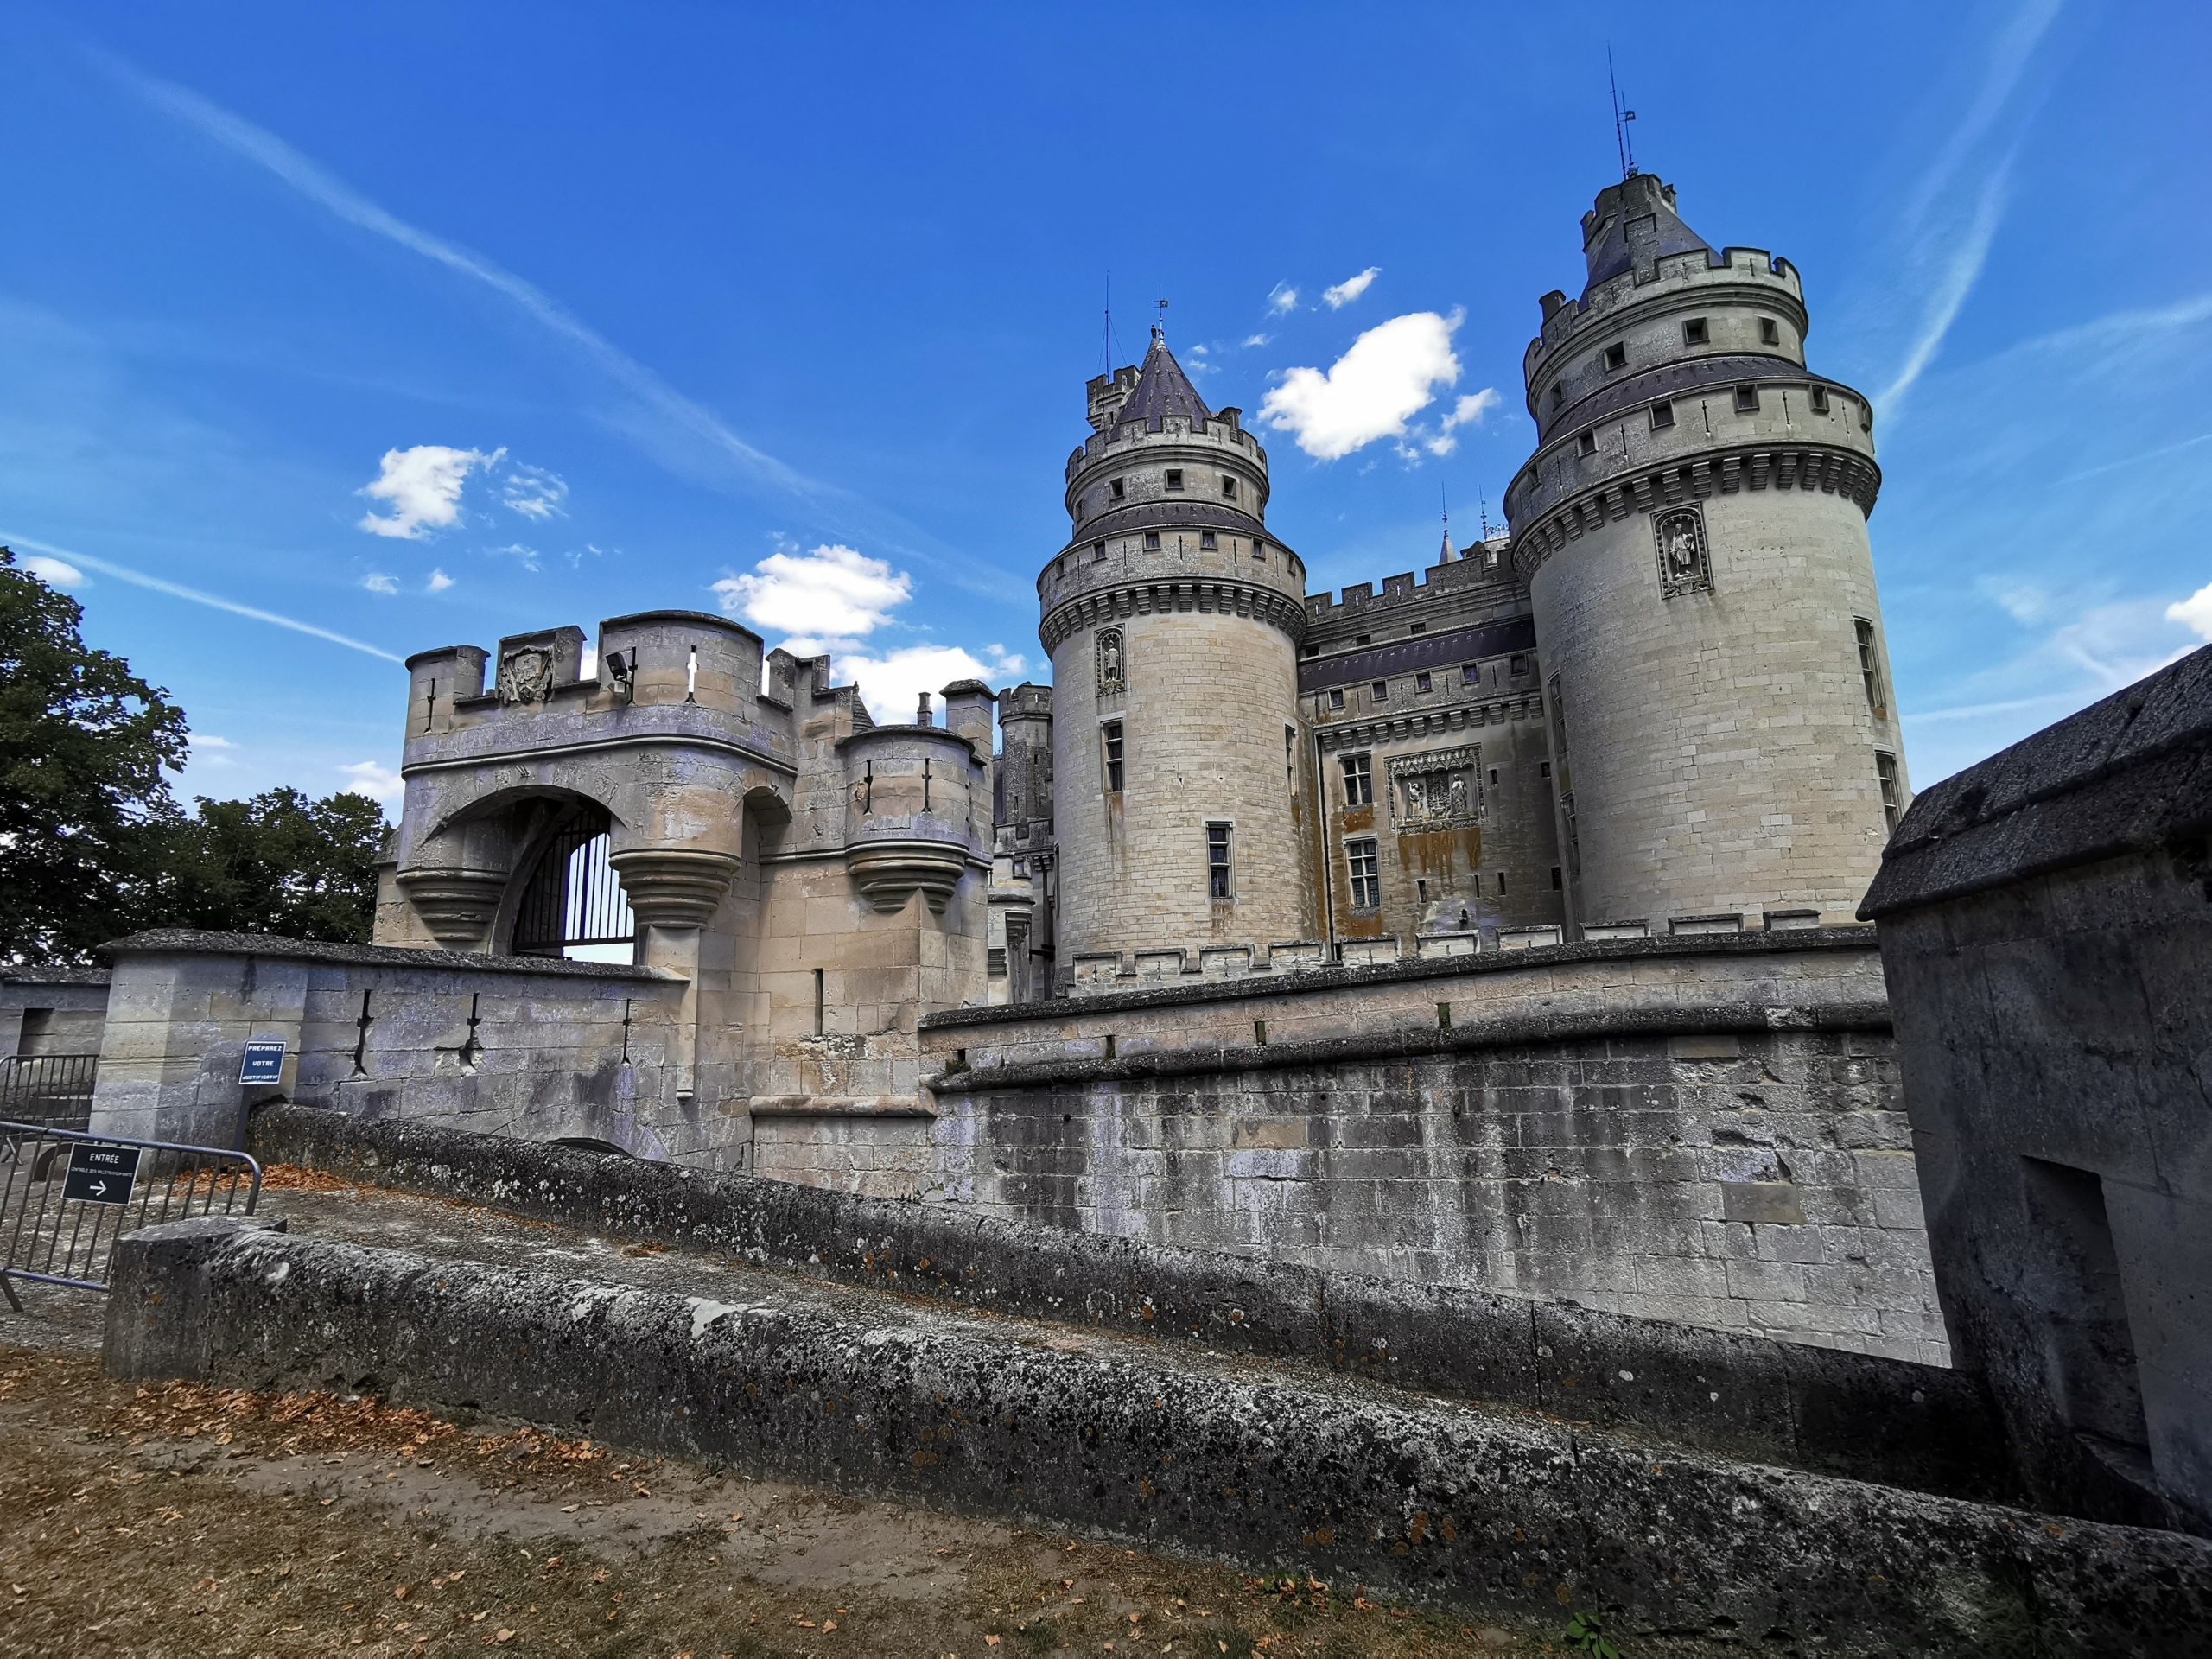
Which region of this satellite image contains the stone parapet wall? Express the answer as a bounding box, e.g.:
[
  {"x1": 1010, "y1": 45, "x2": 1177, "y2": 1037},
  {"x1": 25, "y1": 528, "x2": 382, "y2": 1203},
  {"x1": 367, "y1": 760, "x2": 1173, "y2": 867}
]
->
[{"x1": 918, "y1": 931, "x2": 1947, "y2": 1363}]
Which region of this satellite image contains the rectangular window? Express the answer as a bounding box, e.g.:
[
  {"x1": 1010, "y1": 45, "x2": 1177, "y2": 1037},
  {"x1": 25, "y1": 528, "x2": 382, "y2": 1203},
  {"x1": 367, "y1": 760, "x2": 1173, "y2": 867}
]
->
[
  {"x1": 1222, "y1": 475, "x2": 1237, "y2": 498},
  {"x1": 1855, "y1": 617, "x2": 1885, "y2": 715},
  {"x1": 1370, "y1": 679, "x2": 1389, "y2": 703},
  {"x1": 1809, "y1": 385, "x2": 1830, "y2": 416},
  {"x1": 1328, "y1": 688, "x2": 1345, "y2": 710},
  {"x1": 1759, "y1": 317, "x2": 1781, "y2": 346},
  {"x1": 1092, "y1": 540, "x2": 1106, "y2": 561},
  {"x1": 1876, "y1": 751, "x2": 1901, "y2": 832},
  {"x1": 1548, "y1": 385, "x2": 1563, "y2": 411},
  {"x1": 1495, "y1": 871, "x2": 1507, "y2": 895},
  {"x1": 1510, "y1": 655, "x2": 1528, "y2": 676},
  {"x1": 1207, "y1": 823, "x2": 1231, "y2": 899},
  {"x1": 1340, "y1": 753, "x2": 1372, "y2": 805},
  {"x1": 1577, "y1": 430, "x2": 1597, "y2": 456},
  {"x1": 1408, "y1": 622, "x2": 1426, "y2": 634},
  {"x1": 1165, "y1": 468, "x2": 1184, "y2": 491},
  {"x1": 1415, "y1": 671, "x2": 1433, "y2": 693},
  {"x1": 1649, "y1": 400, "x2": 1675, "y2": 430},
  {"x1": 1734, "y1": 385, "x2": 1760, "y2": 413},
  {"x1": 1462, "y1": 664, "x2": 1481, "y2": 684},
  {"x1": 1143, "y1": 531, "x2": 1161, "y2": 550},
  {"x1": 1110, "y1": 478, "x2": 1125, "y2": 499},
  {"x1": 1199, "y1": 530, "x2": 1217, "y2": 550},
  {"x1": 1355, "y1": 632, "x2": 1371, "y2": 645},
  {"x1": 1103, "y1": 721, "x2": 1125, "y2": 793},
  {"x1": 1346, "y1": 838, "x2": 1381, "y2": 909},
  {"x1": 1540, "y1": 760, "x2": 1551, "y2": 778},
  {"x1": 1253, "y1": 539, "x2": 1266, "y2": 559},
  {"x1": 1487, "y1": 766, "x2": 1499, "y2": 785},
  {"x1": 1683, "y1": 318, "x2": 1709, "y2": 346},
  {"x1": 1603, "y1": 342, "x2": 1626, "y2": 371},
  {"x1": 1551, "y1": 866, "x2": 1563, "y2": 890}
]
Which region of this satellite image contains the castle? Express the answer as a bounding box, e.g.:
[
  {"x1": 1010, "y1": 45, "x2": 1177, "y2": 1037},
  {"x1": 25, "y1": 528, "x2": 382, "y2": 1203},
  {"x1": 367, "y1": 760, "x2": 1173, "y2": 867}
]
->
[{"x1": 375, "y1": 168, "x2": 1906, "y2": 1020}]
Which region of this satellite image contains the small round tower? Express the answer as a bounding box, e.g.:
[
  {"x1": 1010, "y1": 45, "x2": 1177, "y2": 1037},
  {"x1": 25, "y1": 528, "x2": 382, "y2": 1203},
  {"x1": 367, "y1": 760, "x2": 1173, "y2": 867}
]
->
[
  {"x1": 1041, "y1": 331, "x2": 1312, "y2": 970},
  {"x1": 1505, "y1": 174, "x2": 1908, "y2": 931}
]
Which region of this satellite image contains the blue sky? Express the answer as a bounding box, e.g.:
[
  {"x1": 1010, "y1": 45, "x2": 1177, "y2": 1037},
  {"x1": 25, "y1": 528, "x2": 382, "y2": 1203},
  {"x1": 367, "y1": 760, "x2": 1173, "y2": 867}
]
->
[{"x1": 3, "y1": 1, "x2": 2207, "y2": 812}]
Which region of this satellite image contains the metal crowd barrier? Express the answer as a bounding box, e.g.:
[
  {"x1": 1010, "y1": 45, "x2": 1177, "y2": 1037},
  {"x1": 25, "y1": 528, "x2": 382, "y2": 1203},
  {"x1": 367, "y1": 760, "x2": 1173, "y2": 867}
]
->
[
  {"x1": 0, "y1": 1119, "x2": 261, "y2": 1308},
  {"x1": 0, "y1": 1053, "x2": 99, "y2": 1134}
]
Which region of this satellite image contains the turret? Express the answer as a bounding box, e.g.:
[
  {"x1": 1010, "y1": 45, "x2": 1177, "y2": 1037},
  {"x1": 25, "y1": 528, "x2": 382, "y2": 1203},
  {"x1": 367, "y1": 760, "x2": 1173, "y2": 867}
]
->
[
  {"x1": 1505, "y1": 175, "x2": 1906, "y2": 933},
  {"x1": 1041, "y1": 333, "x2": 1313, "y2": 976}
]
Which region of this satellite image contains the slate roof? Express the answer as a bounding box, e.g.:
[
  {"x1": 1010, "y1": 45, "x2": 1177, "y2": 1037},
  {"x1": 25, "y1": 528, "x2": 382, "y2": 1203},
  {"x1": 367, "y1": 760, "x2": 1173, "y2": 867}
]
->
[
  {"x1": 1583, "y1": 174, "x2": 1713, "y2": 293},
  {"x1": 1299, "y1": 616, "x2": 1539, "y2": 694},
  {"x1": 1116, "y1": 336, "x2": 1213, "y2": 432}
]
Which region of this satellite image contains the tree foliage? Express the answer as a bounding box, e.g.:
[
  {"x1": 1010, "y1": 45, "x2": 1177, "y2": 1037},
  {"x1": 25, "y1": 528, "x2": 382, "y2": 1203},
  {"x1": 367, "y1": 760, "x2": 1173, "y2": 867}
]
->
[
  {"x1": 1, "y1": 548, "x2": 391, "y2": 961},
  {"x1": 0, "y1": 545, "x2": 189, "y2": 962}
]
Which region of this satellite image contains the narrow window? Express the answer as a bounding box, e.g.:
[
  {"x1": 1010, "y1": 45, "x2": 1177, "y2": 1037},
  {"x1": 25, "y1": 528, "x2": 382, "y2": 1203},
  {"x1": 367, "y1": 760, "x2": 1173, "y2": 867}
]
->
[
  {"x1": 1649, "y1": 400, "x2": 1675, "y2": 430},
  {"x1": 812, "y1": 968, "x2": 824, "y2": 1037},
  {"x1": 1548, "y1": 385, "x2": 1564, "y2": 411},
  {"x1": 1577, "y1": 430, "x2": 1597, "y2": 456},
  {"x1": 1222, "y1": 475, "x2": 1237, "y2": 499},
  {"x1": 1461, "y1": 664, "x2": 1480, "y2": 685},
  {"x1": 1415, "y1": 671, "x2": 1433, "y2": 693},
  {"x1": 1143, "y1": 531, "x2": 1161, "y2": 550},
  {"x1": 1416, "y1": 878, "x2": 1428, "y2": 903},
  {"x1": 1876, "y1": 751, "x2": 1901, "y2": 832},
  {"x1": 1355, "y1": 632, "x2": 1371, "y2": 646},
  {"x1": 1603, "y1": 342, "x2": 1626, "y2": 371},
  {"x1": 1408, "y1": 623, "x2": 1427, "y2": 634},
  {"x1": 1487, "y1": 766, "x2": 1499, "y2": 785},
  {"x1": 1206, "y1": 823, "x2": 1231, "y2": 899},
  {"x1": 1110, "y1": 477, "x2": 1125, "y2": 499},
  {"x1": 1370, "y1": 679, "x2": 1389, "y2": 703},
  {"x1": 1092, "y1": 540, "x2": 1106, "y2": 561},
  {"x1": 1551, "y1": 866, "x2": 1563, "y2": 890},
  {"x1": 1734, "y1": 385, "x2": 1760, "y2": 413},
  {"x1": 1540, "y1": 760, "x2": 1551, "y2": 779},
  {"x1": 1253, "y1": 539, "x2": 1267, "y2": 559},
  {"x1": 1328, "y1": 688, "x2": 1345, "y2": 710},
  {"x1": 1510, "y1": 655, "x2": 1528, "y2": 677},
  {"x1": 1199, "y1": 530, "x2": 1217, "y2": 550},
  {"x1": 1103, "y1": 721, "x2": 1125, "y2": 793},
  {"x1": 1855, "y1": 618, "x2": 1886, "y2": 715},
  {"x1": 1346, "y1": 838, "x2": 1381, "y2": 909},
  {"x1": 1495, "y1": 871, "x2": 1507, "y2": 895},
  {"x1": 1165, "y1": 468, "x2": 1184, "y2": 491},
  {"x1": 1759, "y1": 317, "x2": 1781, "y2": 346},
  {"x1": 1809, "y1": 385, "x2": 1830, "y2": 416},
  {"x1": 1683, "y1": 318, "x2": 1709, "y2": 346},
  {"x1": 1340, "y1": 753, "x2": 1372, "y2": 805}
]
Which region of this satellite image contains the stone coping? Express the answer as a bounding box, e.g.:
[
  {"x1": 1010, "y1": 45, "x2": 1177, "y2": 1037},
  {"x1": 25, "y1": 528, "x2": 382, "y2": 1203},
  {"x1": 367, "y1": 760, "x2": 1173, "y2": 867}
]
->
[
  {"x1": 0, "y1": 963, "x2": 111, "y2": 986},
  {"x1": 927, "y1": 996, "x2": 1891, "y2": 1092},
  {"x1": 247, "y1": 1103, "x2": 1999, "y2": 1503},
  {"x1": 921, "y1": 924, "x2": 1881, "y2": 1029},
  {"x1": 1862, "y1": 644, "x2": 2212, "y2": 919},
  {"x1": 96, "y1": 929, "x2": 679, "y2": 982}
]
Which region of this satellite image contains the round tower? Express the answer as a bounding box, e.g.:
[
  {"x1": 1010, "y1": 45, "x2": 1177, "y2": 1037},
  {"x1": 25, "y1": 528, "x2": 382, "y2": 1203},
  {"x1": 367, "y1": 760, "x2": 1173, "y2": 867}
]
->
[
  {"x1": 1504, "y1": 174, "x2": 1908, "y2": 931},
  {"x1": 1041, "y1": 331, "x2": 1312, "y2": 972}
]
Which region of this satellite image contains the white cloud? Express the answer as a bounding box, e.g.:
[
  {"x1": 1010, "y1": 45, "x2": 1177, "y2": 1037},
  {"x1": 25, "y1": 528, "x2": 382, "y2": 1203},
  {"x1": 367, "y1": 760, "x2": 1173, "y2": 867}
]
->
[
  {"x1": 426, "y1": 568, "x2": 454, "y2": 593},
  {"x1": 1260, "y1": 310, "x2": 1464, "y2": 461},
  {"x1": 713, "y1": 543, "x2": 911, "y2": 643},
  {"x1": 829, "y1": 642, "x2": 1028, "y2": 726},
  {"x1": 191, "y1": 734, "x2": 236, "y2": 749},
  {"x1": 1243, "y1": 334, "x2": 1271, "y2": 348},
  {"x1": 486, "y1": 543, "x2": 542, "y2": 572},
  {"x1": 357, "y1": 444, "x2": 502, "y2": 539},
  {"x1": 1441, "y1": 390, "x2": 1502, "y2": 432},
  {"x1": 1321, "y1": 267, "x2": 1380, "y2": 309},
  {"x1": 21, "y1": 554, "x2": 86, "y2": 588},
  {"x1": 337, "y1": 760, "x2": 405, "y2": 804},
  {"x1": 2168, "y1": 581, "x2": 2212, "y2": 643},
  {"x1": 361, "y1": 572, "x2": 399, "y2": 594},
  {"x1": 1266, "y1": 283, "x2": 1298, "y2": 316},
  {"x1": 502, "y1": 463, "x2": 569, "y2": 521}
]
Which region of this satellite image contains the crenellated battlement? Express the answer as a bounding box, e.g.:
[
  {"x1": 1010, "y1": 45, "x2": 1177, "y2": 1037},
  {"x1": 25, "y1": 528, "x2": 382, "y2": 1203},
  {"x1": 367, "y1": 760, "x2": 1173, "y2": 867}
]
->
[{"x1": 1302, "y1": 543, "x2": 1517, "y2": 620}]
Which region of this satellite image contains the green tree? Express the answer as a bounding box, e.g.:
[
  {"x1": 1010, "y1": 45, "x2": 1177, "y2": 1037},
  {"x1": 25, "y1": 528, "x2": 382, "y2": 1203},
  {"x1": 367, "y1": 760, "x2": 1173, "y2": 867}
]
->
[
  {"x1": 154, "y1": 787, "x2": 389, "y2": 944},
  {"x1": 0, "y1": 546, "x2": 189, "y2": 963}
]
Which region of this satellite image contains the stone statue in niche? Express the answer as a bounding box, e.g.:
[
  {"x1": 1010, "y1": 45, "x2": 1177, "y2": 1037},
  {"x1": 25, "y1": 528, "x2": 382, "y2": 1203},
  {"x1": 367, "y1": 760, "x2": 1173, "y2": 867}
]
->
[
  {"x1": 1096, "y1": 627, "x2": 1126, "y2": 695},
  {"x1": 497, "y1": 646, "x2": 555, "y2": 704},
  {"x1": 1654, "y1": 506, "x2": 1712, "y2": 598}
]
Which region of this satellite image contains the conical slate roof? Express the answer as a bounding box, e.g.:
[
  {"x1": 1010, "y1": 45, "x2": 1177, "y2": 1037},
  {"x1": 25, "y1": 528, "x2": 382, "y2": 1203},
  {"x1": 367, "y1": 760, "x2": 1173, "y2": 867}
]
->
[
  {"x1": 1580, "y1": 173, "x2": 1712, "y2": 293},
  {"x1": 1116, "y1": 334, "x2": 1212, "y2": 431}
]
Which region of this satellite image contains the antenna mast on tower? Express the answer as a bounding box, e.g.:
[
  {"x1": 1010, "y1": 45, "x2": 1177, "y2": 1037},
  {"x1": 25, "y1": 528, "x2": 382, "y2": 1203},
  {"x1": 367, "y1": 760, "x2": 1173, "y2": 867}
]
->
[{"x1": 1608, "y1": 48, "x2": 1638, "y2": 180}]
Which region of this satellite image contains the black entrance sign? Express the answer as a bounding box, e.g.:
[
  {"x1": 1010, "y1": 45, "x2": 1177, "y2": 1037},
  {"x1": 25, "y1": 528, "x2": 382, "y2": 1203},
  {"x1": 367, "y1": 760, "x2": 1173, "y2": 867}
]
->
[{"x1": 62, "y1": 1143, "x2": 143, "y2": 1206}]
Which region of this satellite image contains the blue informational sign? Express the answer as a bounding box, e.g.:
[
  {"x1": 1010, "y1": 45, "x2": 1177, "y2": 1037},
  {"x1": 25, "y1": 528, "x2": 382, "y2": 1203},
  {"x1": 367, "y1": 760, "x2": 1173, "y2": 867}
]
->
[{"x1": 238, "y1": 1039, "x2": 288, "y2": 1086}]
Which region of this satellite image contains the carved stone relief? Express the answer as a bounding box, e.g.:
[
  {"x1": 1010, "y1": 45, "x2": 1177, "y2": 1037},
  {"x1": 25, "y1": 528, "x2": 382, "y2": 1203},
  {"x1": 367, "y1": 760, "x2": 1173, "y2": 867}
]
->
[
  {"x1": 1096, "y1": 626, "x2": 1126, "y2": 695},
  {"x1": 1654, "y1": 506, "x2": 1712, "y2": 598},
  {"x1": 1387, "y1": 743, "x2": 1483, "y2": 828},
  {"x1": 497, "y1": 646, "x2": 556, "y2": 704}
]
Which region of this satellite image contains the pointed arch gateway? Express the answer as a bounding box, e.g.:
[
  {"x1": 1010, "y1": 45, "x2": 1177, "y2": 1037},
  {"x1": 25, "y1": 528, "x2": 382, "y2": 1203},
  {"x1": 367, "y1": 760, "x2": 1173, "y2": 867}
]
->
[{"x1": 510, "y1": 803, "x2": 639, "y2": 963}]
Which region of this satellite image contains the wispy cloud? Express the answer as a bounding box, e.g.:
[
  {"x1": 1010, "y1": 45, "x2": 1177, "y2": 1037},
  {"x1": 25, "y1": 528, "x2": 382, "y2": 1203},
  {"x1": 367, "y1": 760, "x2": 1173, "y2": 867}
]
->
[
  {"x1": 99, "y1": 52, "x2": 1014, "y2": 601},
  {"x1": 1265, "y1": 283, "x2": 1299, "y2": 316},
  {"x1": 1878, "y1": 155, "x2": 2014, "y2": 416},
  {"x1": 1321, "y1": 267, "x2": 1380, "y2": 309},
  {"x1": 502, "y1": 463, "x2": 569, "y2": 521},
  {"x1": 361, "y1": 572, "x2": 399, "y2": 594},
  {"x1": 2, "y1": 532, "x2": 406, "y2": 663}
]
